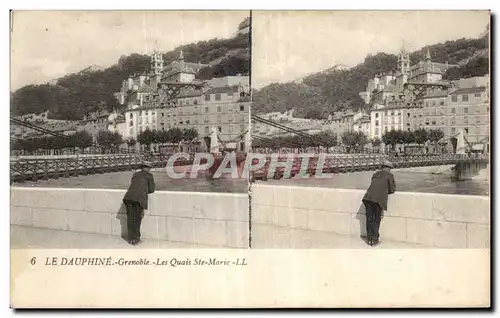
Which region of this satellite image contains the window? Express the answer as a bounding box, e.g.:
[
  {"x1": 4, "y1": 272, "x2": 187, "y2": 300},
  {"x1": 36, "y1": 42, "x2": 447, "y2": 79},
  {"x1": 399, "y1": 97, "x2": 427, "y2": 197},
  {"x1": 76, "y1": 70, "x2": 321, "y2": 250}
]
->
[
  {"x1": 452, "y1": 95, "x2": 458, "y2": 102},
  {"x1": 240, "y1": 104, "x2": 245, "y2": 112},
  {"x1": 451, "y1": 128, "x2": 456, "y2": 134},
  {"x1": 464, "y1": 117, "x2": 468, "y2": 124},
  {"x1": 375, "y1": 113, "x2": 379, "y2": 118},
  {"x1": 194, "y1": 99, "x2": 198, "y2": 105},
  {"x1": 375, "y1": 120, "x2": 379, "y2": 126},
  {"x1": 432, "y1": 120, "x2": 436, "y2": 125},
  {"x1": 215, "y1": 93, "x2": 221, "y2": 101},
  {"x1": 462, "y1": 95, "x2": 469, "y2": 102},
  {"x1": 129, "y1": 121, "x2": 133, "y2": 127},
  {"x1": 186, "y1": 120, "x2": 190, "y2": 124},
  {"x1": 218, "y1": 126, "x2": 222, "y2": 133},
  {"x1": 205, "y1": 107, "x2": 209, "y2": 113},
  {"x1": 204, "y1": 116, "x2": 209, "y2": 123},
  {"x1": 161, "y1": 113, "x2": 164, "y2": 117},
  {"x1": 464, "y1": 128, "x2": 469, "y2": 134},
  {"x1": 217, "y1": 106, "x2": 221, "y2": 113},
  {"x1": 407, "y1": 112, "x2": 410, "y2": 117},
  {"x1": 440, "y1": 100, "x2": 444, "y2": 106},
  {"x1": 451, "y1": 108, "x2": 456, "y2": 114},
  {"x1": 227, "y1": 92, "x2": 234, "y2": 97},
  {"x1": 205, "y1": 95, "x2": 211, "y2": 101},
  {"x1": 476, "y1": 116, "x2": 480, "y2": 124},
  {"x1": 229, "y1": 115, "x2": 233, "y2": 122},
  {"x1": 451, "y1": 117, "x2": 456, "y2": 125},
  {"x1": 474, "y1": 93, "x2": 481, "y2": 98},
  {"x1": 240, "y1": 125, "x2": 245, "y2": 132},
  {"x1": 205, "y1": 126, "x2": 209, "y2": 133},
  {"x1": 432, "y1": 100, "x2": 436, "y2": 106},
  {"x1": 464, "y1": 107, "x2": 468, "y2": 114}
]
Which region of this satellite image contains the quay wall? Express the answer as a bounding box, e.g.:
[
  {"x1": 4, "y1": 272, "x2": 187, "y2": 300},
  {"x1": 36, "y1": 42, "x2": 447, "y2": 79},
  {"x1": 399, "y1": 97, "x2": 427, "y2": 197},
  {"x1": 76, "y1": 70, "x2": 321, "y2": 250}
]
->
[
  {"x1": 10, "y1": 187, "x2": 249, "y2": 248},
  {"x1": 251, "y1": 184, "x2": 490, "y2": 248}
]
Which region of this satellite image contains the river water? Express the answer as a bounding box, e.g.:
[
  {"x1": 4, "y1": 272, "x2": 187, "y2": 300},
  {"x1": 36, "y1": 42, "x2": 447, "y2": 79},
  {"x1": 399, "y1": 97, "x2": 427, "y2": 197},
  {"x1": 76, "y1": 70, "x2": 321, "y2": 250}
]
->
[
  {"x1": 13, "y1": 165, "x2": 488, "y2": 196},
  {"x1": 260, "y1": 165, "x2": 489, "y2": 196},
  {"x1": 14, "y1": 170, "x2": 248, "y2": 193}
]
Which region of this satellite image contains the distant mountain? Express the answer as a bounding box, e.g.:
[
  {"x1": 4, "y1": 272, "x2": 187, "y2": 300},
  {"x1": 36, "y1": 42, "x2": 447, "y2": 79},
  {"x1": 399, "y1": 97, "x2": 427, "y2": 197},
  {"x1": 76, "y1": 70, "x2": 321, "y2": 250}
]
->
[
  {"x1": 11, "y1": 18, "x2": 250, "y2": 120},
  {"x1": 252, "y1": 34, "x2": 489, "y2": 119}
]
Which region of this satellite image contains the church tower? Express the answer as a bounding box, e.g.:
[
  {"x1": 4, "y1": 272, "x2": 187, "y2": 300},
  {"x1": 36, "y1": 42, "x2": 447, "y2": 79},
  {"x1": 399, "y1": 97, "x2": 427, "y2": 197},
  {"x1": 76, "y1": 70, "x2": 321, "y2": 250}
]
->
[
  {"x1": 398, "y1": 44, "x2": 410, "y2": 76},
  {"x1": 396, "y1": 42, "x2": 410, "y2": 91},
  {"x1": 150, "y1": 45, "x2": 164, "y2": 76}
]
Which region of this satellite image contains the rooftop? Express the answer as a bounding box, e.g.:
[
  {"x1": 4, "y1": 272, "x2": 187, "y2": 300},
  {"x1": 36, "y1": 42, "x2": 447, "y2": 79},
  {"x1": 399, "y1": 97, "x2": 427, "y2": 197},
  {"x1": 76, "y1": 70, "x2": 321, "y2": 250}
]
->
[
  {"x1": 449, "y1": 86, "x2": 487, "y2": 95},
  {"x1": 203, "y1": 85, "x2": 240, "y2": 95}
]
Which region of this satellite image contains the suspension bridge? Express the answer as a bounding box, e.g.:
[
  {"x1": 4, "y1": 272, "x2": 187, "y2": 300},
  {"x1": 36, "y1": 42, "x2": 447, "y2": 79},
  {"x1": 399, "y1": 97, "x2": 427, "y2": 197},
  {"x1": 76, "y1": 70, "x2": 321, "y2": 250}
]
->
[
  {"x1": 10, "y1": 115, "x2": 489, "y2": 183},
  {"x1": 249, "y1": 114, "x2": 489, "y2": 181}
]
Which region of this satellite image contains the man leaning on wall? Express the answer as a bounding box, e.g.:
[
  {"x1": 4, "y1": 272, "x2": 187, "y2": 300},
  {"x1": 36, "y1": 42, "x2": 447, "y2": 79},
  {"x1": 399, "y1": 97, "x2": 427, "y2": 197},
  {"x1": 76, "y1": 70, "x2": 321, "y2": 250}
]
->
[
  {"x1": 361, "y1": 159, "x2": 396, "y2": 247},
  {"x1": 123, "y1": 161, "x2": 155, "y2": 245}
]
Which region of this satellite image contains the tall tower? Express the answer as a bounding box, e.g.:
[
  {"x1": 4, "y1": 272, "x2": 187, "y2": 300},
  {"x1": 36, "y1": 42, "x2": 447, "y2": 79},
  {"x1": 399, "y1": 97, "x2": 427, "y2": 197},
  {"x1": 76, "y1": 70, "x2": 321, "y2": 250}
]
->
[
  {"x1": 397, "y1": 41, "x2": 410, "y2": 91},
  {"x1": 398, "y1": 42, "x2": 410, "y2": 75},
  {"x1": 150, "y1": 42, "x2": 164, "y2": 76}
]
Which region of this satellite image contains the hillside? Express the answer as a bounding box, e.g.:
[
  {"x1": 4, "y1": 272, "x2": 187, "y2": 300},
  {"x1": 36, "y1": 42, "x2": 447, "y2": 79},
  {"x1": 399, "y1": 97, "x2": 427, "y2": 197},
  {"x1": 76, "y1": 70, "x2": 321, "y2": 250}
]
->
[
  {"x1": 11, "y1": 20, "x2": 250, "y2": 120},
  {"x1": 252, "y1": 34, "x2": 489, "y2": 119}
]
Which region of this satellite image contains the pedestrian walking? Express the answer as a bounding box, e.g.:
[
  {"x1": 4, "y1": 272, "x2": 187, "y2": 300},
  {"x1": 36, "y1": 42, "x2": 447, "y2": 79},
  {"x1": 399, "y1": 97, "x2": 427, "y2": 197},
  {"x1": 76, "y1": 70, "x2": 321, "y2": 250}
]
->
[
  {"x1": 123, "y1": 161, "x2": 155, "y2": 245},
  {"x1": 362, "y1": 159, "x2": 396, "y2": 247}
]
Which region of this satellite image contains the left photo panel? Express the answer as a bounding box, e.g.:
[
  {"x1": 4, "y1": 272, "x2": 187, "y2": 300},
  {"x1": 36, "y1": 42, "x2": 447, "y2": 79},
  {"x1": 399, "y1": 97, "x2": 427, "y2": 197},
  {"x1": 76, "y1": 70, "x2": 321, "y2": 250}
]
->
[{"x1": 10, "y1": 11, "x2": 252, "y2": 249}]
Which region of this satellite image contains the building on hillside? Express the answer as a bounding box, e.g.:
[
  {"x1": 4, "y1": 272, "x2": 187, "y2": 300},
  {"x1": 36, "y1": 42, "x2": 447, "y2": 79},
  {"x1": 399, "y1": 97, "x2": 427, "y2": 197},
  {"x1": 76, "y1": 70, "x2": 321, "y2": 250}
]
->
[
  {"x1": 447, "y1": 86, "x2": 489, "y2": 143},
  {"x1": 77, "y1": 109, "x2": 112, "y2": 142},
  {"x1": 408, "y1": 49, "x2": 457, "y2": 84},
  {"x1": 112, "y1": 49, "x2": 251, "y2": 152},
  {"x1": 352, "y1": 113, "x2": 371, "y2": 137},
  {"x1": 369, "y1": 105, "x2": 404, "y2": 139}
]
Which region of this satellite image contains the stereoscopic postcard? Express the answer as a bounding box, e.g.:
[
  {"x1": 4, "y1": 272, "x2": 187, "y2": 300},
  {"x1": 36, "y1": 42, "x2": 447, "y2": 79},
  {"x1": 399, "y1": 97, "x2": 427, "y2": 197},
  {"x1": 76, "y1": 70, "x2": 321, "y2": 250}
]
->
[{"x1": 9, "y1": 10, "x2": 491, "y2": 308}]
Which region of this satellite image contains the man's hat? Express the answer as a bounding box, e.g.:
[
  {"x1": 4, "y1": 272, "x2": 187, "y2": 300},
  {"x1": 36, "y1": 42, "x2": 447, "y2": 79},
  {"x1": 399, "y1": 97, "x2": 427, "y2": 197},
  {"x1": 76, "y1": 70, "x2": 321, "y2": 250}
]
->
[
  {"x1": 141, "y1": 161, "x2": 153, "y2": 168},
  {"x1": 382, "y1": 160, "x2": 393, "y2": 168}
]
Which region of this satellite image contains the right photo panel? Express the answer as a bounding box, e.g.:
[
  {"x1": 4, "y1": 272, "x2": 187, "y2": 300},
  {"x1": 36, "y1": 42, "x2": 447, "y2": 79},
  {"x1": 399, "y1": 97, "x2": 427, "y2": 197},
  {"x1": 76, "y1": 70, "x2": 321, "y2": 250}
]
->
[{"x1": 249, "y1": 11, "x2": 490, "y2": 249}]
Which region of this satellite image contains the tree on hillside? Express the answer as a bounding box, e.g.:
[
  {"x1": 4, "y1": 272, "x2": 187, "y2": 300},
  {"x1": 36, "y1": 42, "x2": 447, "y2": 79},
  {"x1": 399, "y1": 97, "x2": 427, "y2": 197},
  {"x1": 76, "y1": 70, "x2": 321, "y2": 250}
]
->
[
  {"x1": 443, "y1": 56, "x2": 489, "y2": 80},
  {"x1": 341, "y1": 131, "x2": 368, "y2": 153},
  {"x1": 413, "y1": 128, "x2": 429, "y2": 145},
  {"x1": 69, "y1": 131, "x2": 94, "y2": 152},
  {"x1": 137, "y1": 129, "x2": 156, "y2": 151},
  {"x1": 428, "y1": 129, "x2": 444, "y2": 143},
  {"x1": 382, "y1": 129, "x2": 404, "y2": 151},
  {"x1": 126, "y1": 138, "x2": 137, "y2": 151},
  {"x1": 169, "y1": 127, "x2": 184, "y2": 145},
  {"x1": 182, "y1": 128, "x2": 199, "y2": 142},
  {"x1": 97, "y1": 130, "x2": 122, "y2": 153},
  {"x1": 313, "y1": 130, "x2": 338, "y2": 148},
  {"x1": 11, "y1": 26, "x2": 249, "y2": 119}
]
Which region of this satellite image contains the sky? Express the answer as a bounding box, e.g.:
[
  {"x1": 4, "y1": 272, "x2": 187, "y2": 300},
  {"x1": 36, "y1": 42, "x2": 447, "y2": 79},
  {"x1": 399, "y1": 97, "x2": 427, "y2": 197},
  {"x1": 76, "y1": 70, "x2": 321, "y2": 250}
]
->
[
  {"x1": 252, "y1": 11, "x2": 490, "y2": 89},
  {"x1": 10, "y1": 10, "x2": 249, "y2": 91}
]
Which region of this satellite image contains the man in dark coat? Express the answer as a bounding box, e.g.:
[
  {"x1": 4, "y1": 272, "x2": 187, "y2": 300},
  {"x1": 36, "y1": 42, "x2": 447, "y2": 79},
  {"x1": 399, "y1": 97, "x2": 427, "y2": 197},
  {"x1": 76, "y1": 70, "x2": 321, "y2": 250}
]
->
[
  {"x1": 362, "y1": 160, "x2": 396, "y2": 247},
  {"x1": 123, "y1": 161, "x2": 155, "y2": 245}
]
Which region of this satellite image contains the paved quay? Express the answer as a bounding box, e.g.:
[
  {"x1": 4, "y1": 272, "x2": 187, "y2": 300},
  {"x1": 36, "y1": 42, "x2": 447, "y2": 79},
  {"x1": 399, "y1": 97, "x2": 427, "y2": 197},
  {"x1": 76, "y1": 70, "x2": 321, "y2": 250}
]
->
[
  {"x1": 11, "y1": 225, "x2": 423, "y2": 249},
  {"x1": 10, "y1": 225, "x2": 214, "y2": 249}
]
